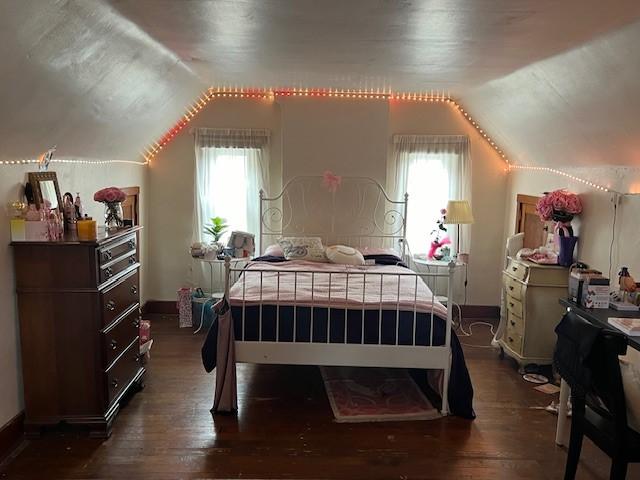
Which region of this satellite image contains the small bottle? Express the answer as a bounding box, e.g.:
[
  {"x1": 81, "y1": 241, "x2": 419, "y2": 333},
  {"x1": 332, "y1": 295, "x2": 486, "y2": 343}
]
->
[{"x1": 74, "y1": 192, "x2": 83, "y2": 219}]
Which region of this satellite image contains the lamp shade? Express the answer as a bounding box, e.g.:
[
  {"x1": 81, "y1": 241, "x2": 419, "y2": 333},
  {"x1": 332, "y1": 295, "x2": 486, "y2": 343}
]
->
[{"x1": 443, "y1": 200, "x2": 474, "y2": 224}]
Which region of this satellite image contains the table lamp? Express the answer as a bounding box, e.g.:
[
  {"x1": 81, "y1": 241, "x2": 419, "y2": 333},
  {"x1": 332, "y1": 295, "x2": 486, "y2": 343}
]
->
[{"x1": 443, "y1": 200, "x2": 474, "y2": 263}]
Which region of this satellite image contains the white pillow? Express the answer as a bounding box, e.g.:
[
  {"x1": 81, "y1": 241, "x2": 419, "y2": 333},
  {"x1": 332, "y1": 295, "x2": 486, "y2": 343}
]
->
[
  {"x1": 278, "y1": 237, "x2": 327, "y2": 262},
  {"x1": 325, "y1": 245, "x2": 365, "y2": 266},
  {"x1": 264, "y1": 244, "x2": 284, "y2": 257},
  {"x1": 620, "y1": 348, "x2": 640, "y2": 433}
]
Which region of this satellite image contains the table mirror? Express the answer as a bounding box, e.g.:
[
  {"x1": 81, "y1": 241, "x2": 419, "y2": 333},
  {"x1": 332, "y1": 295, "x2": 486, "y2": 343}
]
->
[{"x1": 28, "y1": 171, "x2": 62, "y2": 211}]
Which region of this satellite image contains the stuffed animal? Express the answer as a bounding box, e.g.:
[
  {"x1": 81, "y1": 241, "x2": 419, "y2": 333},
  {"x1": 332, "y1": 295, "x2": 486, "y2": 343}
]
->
[
  {"x1": 619, "y1": 267, "x2": 637, "y2": 301},
  {"x1": 428, "y1": 236, "x2": 451, "y2": 260}
]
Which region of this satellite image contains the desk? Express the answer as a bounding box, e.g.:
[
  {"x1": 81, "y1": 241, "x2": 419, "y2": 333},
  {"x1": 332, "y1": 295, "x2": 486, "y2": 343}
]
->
[{"x1": 555, "y1": 299, "x2": 640, "y2": 446}]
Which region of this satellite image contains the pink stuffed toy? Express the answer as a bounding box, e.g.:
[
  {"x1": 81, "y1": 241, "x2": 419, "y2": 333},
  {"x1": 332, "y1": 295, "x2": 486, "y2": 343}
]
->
[{"x1": 428, "y1": 236, "x2": 451, "y2": 260}]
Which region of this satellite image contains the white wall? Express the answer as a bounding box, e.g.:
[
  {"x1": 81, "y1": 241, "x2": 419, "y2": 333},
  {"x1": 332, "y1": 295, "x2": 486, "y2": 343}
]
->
[
  {"x1": 504, "y1": 168, "x2": 640, "y2": 281},
  {"x1": 147, "y1": 97, "x2": 508, "y2": 305},
  {"x1": 0, "y1": 163, "x2": 147, "y2": 428}
]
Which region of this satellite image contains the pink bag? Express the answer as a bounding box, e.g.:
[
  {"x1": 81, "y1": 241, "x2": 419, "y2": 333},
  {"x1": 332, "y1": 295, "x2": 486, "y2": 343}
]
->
[{"x1": 177, "y1": 287, "x2": 193, "y2": 328}]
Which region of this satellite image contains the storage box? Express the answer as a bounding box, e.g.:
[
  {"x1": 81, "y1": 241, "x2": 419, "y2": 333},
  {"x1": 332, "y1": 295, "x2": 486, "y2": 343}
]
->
[
  {"x1": 569, "y1": 268, "x2": 602, "y2": 303},
  {"x1": 25, "y1": 220, "x2": 49, "y2": 241},
  {"x1": 581, "y1": 277, "x2": 610, "y2": 309}
]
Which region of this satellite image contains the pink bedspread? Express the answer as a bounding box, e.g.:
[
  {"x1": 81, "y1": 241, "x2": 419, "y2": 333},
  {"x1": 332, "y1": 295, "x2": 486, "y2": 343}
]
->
[{"x1": 228, "y1": 260, "x2": 448, "y2": 318}]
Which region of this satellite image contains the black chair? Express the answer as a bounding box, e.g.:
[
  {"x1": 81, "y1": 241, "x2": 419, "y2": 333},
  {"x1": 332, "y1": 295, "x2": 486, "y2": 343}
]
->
[{"x1": 554, "y1": 312, "x2": 640, "y2": 479}]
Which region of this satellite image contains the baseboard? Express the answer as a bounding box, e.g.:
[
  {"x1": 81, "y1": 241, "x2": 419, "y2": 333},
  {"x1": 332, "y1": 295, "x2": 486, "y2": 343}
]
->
[
  {"x1": 460, "y1": 305, "x2": 500, "y2": 319},
  {"x1": 0, "y1": 411, "x2": 25, "y2": 463},
  {"x1": 142, "y1": 300, "x2": 178, "y2": 315}
]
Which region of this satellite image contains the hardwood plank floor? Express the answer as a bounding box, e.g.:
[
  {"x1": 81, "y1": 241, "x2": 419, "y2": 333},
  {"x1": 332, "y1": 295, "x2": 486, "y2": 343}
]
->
[{"x1": 2, "y1": 317, "x2": 637, "y2": 479}]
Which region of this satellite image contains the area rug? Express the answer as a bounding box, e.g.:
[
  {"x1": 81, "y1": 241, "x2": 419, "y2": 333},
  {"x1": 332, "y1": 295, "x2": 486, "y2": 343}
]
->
[{"x1": 320, "y1": 367, "x2": 441, "y2": 423}]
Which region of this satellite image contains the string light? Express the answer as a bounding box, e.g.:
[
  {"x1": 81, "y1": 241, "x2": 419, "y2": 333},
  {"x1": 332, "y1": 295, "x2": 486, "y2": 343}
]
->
[
  {"x1": 0, "y1": 85, "x2": 610, "y2": 194},
  {"x1": 509, "y1": 164, "x2": 611, "y2": 192},
  {"x1": 0, "y1": 158, "x2": 148, "y2": 166}
]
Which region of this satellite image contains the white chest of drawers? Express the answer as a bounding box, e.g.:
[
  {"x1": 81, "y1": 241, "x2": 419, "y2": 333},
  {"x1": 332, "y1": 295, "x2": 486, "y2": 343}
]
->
[{"x1": 499, "y1": 257, "x2": 568, "y2": 366}]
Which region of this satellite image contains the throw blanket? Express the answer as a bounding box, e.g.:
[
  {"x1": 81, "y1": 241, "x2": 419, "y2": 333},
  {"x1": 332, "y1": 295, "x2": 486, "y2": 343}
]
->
[{"x1": 227, "y1": 260, "x2": 449, "y2": 317}]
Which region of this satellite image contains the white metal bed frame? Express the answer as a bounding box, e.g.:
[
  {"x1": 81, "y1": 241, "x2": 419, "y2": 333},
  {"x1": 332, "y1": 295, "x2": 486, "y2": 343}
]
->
[{"x1": 223, "y1": 175, "x2": 455, "y2": 415}]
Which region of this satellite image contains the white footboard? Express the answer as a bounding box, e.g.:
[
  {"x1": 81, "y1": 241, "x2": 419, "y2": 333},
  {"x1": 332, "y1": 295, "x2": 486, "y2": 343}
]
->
[{"x1": 223, "y1": 257, "x2": 455, "y2": 415}]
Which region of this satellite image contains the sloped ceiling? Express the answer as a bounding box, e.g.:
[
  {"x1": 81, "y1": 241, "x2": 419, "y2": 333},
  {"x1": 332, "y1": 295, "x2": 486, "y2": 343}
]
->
[{"x1": 1, "y1": 0, "x2": 639, "y2": 166}]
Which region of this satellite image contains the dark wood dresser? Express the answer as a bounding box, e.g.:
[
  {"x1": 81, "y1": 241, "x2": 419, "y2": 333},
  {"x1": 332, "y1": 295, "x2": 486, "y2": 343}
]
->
[{"x1": 11, "y1": 226, "x2": 145, "y2": 438}]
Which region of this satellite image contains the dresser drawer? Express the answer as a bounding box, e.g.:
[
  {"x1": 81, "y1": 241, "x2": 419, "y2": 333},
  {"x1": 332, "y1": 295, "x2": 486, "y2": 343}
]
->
[
  {"x1": 102, "y1": 306, "x2": 140, "y2": 369},
  {"x1": 99, "y1": 234, "x2": 136, "y2": 266},
  {"x1": 503, "y1": 274, "x2": 524, "y2": 301},
  {"x1": 507, "y1": 310, "x2": 525, "y2": 337},
  {"x1": 506, "y1": 259, "x2": 529, "y2": 281},
  {"x1": 99, "y1": 251, "x2": 138, "y2": 285},
  {"x1": 106, "y1": 337, "x2": 141, "y2": 406},
  {"x1": 506, "y1": 295, "x2": 523, "y2": 318},
  {"x1": 505, "y1": 330, "x2": 523, "y2": 355},
  {"x1": 101, "y1": 270, "x2": 139, "y2": 327}
]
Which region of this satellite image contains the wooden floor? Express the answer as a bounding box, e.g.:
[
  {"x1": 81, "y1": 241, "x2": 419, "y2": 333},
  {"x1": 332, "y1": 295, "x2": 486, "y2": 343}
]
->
[{"x1": 2, "y1": 317, "x2": 638, "y2": 479}]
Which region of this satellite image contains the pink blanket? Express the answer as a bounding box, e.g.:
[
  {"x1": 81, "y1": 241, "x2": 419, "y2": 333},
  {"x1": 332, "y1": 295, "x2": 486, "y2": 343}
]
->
[{"x1": 228, "y1": 260, "x2": 448, "y2": 318}]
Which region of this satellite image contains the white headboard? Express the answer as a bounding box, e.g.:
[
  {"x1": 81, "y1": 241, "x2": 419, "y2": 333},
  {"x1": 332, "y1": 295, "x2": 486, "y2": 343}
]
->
[{"x1": 259, "y1": 176, "x2": 408, "y2": 254}]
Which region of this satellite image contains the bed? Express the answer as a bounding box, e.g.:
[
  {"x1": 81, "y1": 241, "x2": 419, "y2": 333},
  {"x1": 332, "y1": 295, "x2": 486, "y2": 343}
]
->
[{"x1": 204, "y1": 176, "x2": 474, "y2": 418}]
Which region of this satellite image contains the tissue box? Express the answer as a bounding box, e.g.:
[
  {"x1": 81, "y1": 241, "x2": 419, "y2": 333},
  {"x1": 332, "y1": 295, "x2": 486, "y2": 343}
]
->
[{"x1": 581, "y1": 277, "x2": 610, "y2": 309}]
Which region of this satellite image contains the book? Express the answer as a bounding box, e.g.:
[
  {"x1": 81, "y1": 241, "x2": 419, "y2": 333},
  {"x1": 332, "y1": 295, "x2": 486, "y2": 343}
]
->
[
  {"x1": 608, "y1": 317, "x2": 640, "y2": 336},
  {"x1": 609, "y1": 300, "x2": 640, "y2": 311}
]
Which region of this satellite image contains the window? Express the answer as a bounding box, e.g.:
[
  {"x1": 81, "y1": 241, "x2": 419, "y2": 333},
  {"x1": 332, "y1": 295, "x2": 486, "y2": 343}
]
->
[
  {"x1": 390, "y1": 135, "x2": 471, "y2": 255},
  {"x1": 201, "y1": 147, "x2": 251, "y2": 238},
  {"x1": 193, "y1": 128, "x2": 270, "y2": 249},
  {"x1": 404, "y1": 153, "x2": 451, "y2": 253}
]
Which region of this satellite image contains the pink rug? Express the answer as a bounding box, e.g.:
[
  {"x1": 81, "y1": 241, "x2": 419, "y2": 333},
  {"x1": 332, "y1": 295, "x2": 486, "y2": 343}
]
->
[{"x1": 320, "y1": 367, "x2": 441, "y2": 423}]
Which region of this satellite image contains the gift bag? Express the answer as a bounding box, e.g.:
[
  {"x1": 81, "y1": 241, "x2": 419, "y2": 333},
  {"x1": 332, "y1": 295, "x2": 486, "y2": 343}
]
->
[{"x1": 177, "y1": 287, "x2": 193, "y2": 328}]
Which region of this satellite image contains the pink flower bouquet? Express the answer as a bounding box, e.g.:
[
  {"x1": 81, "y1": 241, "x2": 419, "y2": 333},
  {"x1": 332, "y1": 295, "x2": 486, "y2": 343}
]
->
[
  {"x1": 94, "y1": 187, "x2": 126, "y2": 204},
  {"x1": 536, "y1": 189, "x2": 582, "y2": 222}
]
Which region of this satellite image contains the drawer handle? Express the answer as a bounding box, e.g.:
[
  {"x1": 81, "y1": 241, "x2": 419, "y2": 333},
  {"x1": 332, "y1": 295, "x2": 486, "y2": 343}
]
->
[
  {"x1": 106, "y1": 300, "x2": 116, "y2": 311},
  {"x1": 509, "y1": 302, "x2": 515, "y2": 307},
  {"x1": 103, "y1": 249, "x2": 113, "y2": 261},
  {"x1": 508, "y1": 336, "x2": 514, "y2": 342},
  {"x1": 111, "y1": 379, "x2": 119, "y2": 389},
  {"x1": 133, "y1": 318, "x2": 141, "y2": 329},
  {"x1": 134, "y1": 354, "x2": 141, "y2": 363},
  {"x1": 510, "y1": 321, "x2": 516, "y2": 326},
  {"x1": 110, "y1": 339, "x2": 118, "y2": 350},
  {"x1": 127, "y1": 239, "x2": 136, "y2": 249},
  {"x1": 130, "y1": 285, "x2": 138, "y2": 295},
  {"x1": 105, "y1": 267, "x2": 113, "y2": 278},
  {"x1": 128, "y1": 256, "x2": 136, "y2": 265},
  {"x1": 508, "y1": 286, "x2": 514, "y2": 291},
  {"x1": 512, "y1": 266, "x2": 517, "y2": 271}
]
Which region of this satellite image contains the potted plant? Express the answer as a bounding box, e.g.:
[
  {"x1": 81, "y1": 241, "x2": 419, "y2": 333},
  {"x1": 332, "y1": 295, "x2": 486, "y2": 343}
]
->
[
  {"x1": 204, "y1": 216, "x2": 228, "y2": 254},
  {"x1": 536, "y1": 190, "x2": 583, "y2": 266}
]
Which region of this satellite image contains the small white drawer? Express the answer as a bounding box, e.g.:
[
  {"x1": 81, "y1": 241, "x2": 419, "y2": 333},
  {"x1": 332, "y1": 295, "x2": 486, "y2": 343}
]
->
[{"x1": 506, "y1": 259, "x2": 529, "y2": 281}]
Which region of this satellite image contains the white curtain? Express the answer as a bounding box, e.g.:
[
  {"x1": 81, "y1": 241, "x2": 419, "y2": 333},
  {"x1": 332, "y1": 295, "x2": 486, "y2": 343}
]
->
[
  {"x1": 193, "y1": 128, "x2": 270, "y2": 286},
  {"x1": 388, "y1": 135, "x2": 471, "y2": 255}
]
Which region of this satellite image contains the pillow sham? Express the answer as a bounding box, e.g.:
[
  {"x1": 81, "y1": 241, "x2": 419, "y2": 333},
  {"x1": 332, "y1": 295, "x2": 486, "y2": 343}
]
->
[
  {"x1": 325, "y1": 245, "x2": 365, "y2": 266},
  {"x1": 278, "y1": 237, "x2": 327, "y2": 262}
]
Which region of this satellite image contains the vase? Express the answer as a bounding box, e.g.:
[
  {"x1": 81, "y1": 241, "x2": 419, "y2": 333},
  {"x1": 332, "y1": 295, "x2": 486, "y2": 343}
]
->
[
  {"x1": 104, "y1": 202, "x2": 124, "y2": 230},
  {"x1": 558, "y1": 236, "x2": 578, "y2": 267}
]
